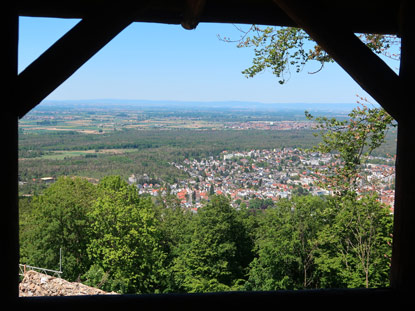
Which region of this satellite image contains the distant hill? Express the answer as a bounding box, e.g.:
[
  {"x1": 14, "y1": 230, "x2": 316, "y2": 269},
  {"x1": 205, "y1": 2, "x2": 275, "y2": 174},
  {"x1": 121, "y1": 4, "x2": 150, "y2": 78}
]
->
[{"x1": 38, "y1": 99, "x2": 365, "y2": 114}]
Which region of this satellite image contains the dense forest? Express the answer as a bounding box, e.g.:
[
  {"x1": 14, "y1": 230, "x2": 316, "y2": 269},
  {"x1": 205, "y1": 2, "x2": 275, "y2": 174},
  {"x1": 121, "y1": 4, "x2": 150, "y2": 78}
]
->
[
  {"x1": 19, "y1": 128, "x2": 324, "y2": 154},
  {"x1": 19, "y1": 176, "x2": 392, "y2": 293}
]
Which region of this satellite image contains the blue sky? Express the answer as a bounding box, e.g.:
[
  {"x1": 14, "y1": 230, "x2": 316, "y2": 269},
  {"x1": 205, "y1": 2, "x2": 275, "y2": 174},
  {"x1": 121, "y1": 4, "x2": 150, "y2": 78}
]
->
[{"x1": 18, "y1": 17, "x2": 399, "y2": 105}]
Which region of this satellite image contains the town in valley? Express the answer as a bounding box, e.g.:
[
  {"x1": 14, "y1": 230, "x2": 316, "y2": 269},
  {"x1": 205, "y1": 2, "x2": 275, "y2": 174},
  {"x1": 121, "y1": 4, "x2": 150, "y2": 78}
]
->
[
  {"x1": 19, "y1": 100, "x2": 396, "y2": 212},
  {"x1": 134, "y1": 148, "x2": 395, "y2": 212}
]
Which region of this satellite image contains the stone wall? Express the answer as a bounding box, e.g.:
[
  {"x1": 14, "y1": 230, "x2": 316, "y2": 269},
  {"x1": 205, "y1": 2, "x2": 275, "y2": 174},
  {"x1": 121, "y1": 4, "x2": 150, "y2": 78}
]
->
[{"x1": 19, "y1": 270, "x2": 117, "y2": 297}]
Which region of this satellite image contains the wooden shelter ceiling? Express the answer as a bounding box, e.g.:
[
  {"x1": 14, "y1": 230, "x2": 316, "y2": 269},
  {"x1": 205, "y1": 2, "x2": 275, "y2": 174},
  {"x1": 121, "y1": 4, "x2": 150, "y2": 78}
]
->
[{"x1": 18, "y1": 0, "x2": 401, "y2": 35}]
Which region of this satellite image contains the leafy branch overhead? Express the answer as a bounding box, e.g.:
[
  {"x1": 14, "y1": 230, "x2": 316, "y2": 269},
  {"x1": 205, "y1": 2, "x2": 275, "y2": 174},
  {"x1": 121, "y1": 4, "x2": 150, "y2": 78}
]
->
[{"x1": 220, "y1": 25, "x2": 400, "y2": 84}]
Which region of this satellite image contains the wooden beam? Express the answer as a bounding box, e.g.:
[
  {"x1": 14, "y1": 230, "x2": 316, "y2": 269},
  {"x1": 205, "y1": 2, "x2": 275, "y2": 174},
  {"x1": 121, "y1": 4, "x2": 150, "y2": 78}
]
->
[
  {"x1": 1, "y1": 5, "x2": 19, "y2": 302},
  {"x1": 392, "y1": 124, "x2": 415, "y2": 290},
  {"x1": 273, "y1": 0, "x2": 401, "y2": 122},
  {"x1": 17, "y1": 10, "x2": 137, "y2": 118},
  {"x1": 390, "y1": 0, "x2": 415, "y2": 290},
  {"x1": 17, "y1": 0, "x2": 401, "y2": 35},
  {"x1": 181, "y1": 0, "x2": 206, "y2": 30}
]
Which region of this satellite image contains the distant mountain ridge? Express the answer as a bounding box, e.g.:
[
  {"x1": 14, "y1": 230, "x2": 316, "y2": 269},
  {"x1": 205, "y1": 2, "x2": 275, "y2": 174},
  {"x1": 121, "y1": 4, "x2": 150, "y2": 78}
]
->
[{"x1": 39, "y1": 99, "x2": 366, "y2": 113}]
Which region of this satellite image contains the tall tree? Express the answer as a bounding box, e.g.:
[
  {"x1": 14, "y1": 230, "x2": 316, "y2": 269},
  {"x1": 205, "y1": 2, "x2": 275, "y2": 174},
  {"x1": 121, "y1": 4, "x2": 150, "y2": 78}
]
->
[
  {"x1": 171, "y1": 195, "x2": 254, "y2": 292},
  {"x1": 246, "y1": 195, "x2": 327, "y2": 290},
  {"x1": 86, "y1": 176, "x2": 166, "y2": 293},
  {"x1": 314, "y1": 195, "x2": 393, "y2": 288},
  {"x1": 152, "y1": 193, "x2": 195, "y2": 292},
  {"x1": 20, "y1": 177, "x2": 97, "y2": 281},
  {"x1": 209, "y1": 184, "x2": 215, "y2": 196},
  {"x1": 303, "y1": 102, "x2": 394, "y2": 288},
  {"x1": 305, "y1": 103, "x2": 395, "y2": 195}
]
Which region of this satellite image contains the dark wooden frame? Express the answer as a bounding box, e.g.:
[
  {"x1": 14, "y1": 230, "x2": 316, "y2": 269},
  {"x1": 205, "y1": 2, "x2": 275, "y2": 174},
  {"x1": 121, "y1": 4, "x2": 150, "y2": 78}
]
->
[{"x1": 3, "y1": 0, "x2": 414, "y2": 307}]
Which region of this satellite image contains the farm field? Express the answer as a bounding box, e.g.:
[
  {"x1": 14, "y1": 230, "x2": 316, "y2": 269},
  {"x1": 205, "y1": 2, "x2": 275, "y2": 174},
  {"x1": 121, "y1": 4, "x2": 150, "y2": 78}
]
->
[
  {"x1": 19, "y1": 109, "x2": 226, "y2": 134},
  {"x1": 25, "y1": 148, "x2": 138, "y2": 160}
]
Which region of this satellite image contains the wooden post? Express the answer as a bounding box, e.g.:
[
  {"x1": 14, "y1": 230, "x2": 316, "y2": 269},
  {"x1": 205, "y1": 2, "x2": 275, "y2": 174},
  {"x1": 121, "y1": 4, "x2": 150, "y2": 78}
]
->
[
  {"x1": 392, "y1": 123, "x2": 415, "y2": 289},
  {"x1": 390, "y1": 0, "x2": 415, "y2": 290},
  {"x1": 1, "y1": 6, "x2": 19, "y2": 302}
]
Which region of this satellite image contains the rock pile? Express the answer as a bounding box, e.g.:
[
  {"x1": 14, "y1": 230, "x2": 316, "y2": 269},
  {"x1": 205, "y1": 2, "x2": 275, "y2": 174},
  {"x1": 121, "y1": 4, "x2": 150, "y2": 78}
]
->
[{"x1": 19, "y1": 270, "x2": 117, "y2": 297}]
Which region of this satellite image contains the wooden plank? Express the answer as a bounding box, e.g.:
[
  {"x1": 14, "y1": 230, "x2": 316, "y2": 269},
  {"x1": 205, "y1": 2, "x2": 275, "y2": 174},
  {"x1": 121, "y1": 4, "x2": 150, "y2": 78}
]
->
[
  {"x1": 273, "y1": 0, "x2": 402, "y2": 122},
  {"x1": 17, "y1": 10, "x2": 136, "y2": 118}
]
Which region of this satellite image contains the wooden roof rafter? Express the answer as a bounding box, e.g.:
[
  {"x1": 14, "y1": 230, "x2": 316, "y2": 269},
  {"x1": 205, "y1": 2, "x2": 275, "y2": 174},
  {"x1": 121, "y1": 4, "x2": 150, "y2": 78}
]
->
[{"x1": 17, "y1": 0, "x2": 401, "y2": 35}]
